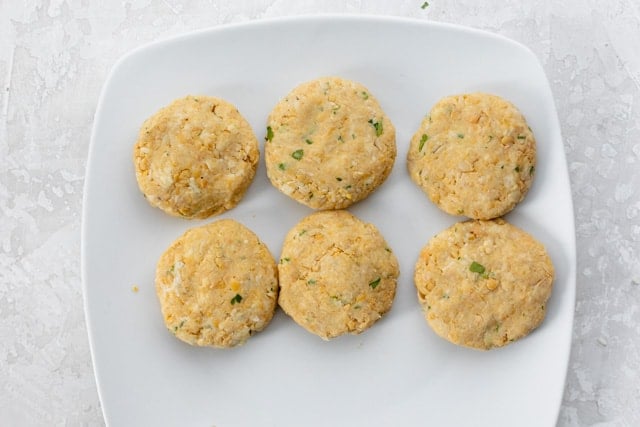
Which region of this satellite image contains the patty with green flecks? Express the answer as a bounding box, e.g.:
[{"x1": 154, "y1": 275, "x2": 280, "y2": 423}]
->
[
  {"x1": 265, "y1": 76, "x2": 396, "y2": 210},
  {"x1": 414, "y1": 219, "x2": 554, "y2": 350},
  {"x1": 134, "y1": 95, "x2": 259, "y2": 219},
  {"x1": 278, "y1": 210, "x2": 399, "y2": 340},
  {"x1": 155, "y1": 219, "x2": 278, "y2": 348},
  {"x1": 407, "y1": 93, "x2": 536, "y2": 219}
]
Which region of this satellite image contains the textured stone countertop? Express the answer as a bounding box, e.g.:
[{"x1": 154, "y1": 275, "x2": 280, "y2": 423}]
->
[{"x1": 1, "y1": 1, "x2": 639, "y2": 426}]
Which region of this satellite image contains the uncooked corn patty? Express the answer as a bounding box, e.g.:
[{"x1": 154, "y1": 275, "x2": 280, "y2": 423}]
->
[
  {"x1": 278, "y1": 210, "x2": 399, "y2": 340},
  {"x1": 265, "y1": 76, "x2": 396, "y2": 210},
  {"x1": 407, "y1": 93, "x2": 536, "y2": 219},
  {"x1": 155, "y1": 219, "x2": 278, "y2": 348},
  {"x1": 133, "y1": 95, "x2": 259, "y2": 219},
  {"x1": 413, "y1": 219, "x2": 554, "y2": 350}
]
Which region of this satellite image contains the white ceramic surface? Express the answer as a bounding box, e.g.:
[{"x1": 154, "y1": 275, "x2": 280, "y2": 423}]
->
[{"x1": 82, "y1": 17, "x2": 575, "y2": 426}]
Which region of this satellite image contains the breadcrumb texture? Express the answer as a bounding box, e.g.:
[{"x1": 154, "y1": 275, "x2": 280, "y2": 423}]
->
[
  {"x1": 155, "y1": 219, "x2": 278, "y2": 348},
  {"x1": 414, "y1": 219, "x2": 554, "y2": 350},
  {"x1": 265, "y1": 77, "x2": 396, "y2": 209},
  {"x1": 134, "y1": 95, "x2": 259, "y2": 219},
  {"x1": 278, "y1": 210, "x2": 399, "y2": 339},
  {"x1": 407, "y1": 93, "x2": 536, "y2": 219}
]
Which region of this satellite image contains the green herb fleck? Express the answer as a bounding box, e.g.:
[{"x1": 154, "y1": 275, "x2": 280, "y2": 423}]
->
[
  {"x1": 305, "y1": 138, "x2": 313, "y2": 145},
  {"x1": 368, "y1": 119, "x2": 383, "y2": 136},
  {"x1": 230, "y1": 294, "x2": 243, "y2": 305},
  {"x1": 280, "y1": 257, "x2": 290, "y2": 264},
  {"x1": 345, "y1": 185, "x2": 352, "y2": 189},
  {"x1": 369, "y1": 277, "x2": 381, "y2": 289},
  {"x1": 307, "y1": 279, "x2": 316, "y2": 285},
  {"x1": 173, "y1": 319, "x2": 186, "y2": 332},
  {"x1": 421, "y1": 1, "x2": 429, "y2": 9},
  {"x1": 442, "y1": 293, "x2": 450, "y2": 299},
  {"x1": 457, "y1": 208, "x2": 464, "y2": 215},
  {"x1": 361, "y1": 91, "x2": 369, "y2": 100},
  {"x1": 385, "y1": 247, "x2": 392, "y2": 253},
  {"x1": 299, "y1": 229, "x2": 307, "y2": 236},
  {"x1": 265, "y1": 126, "x2": 274, "y2": 141},
  {"x1": 336, "y1": 177, "x2": 343, "y2": 181},
  {"x1": 495, "y1": 324, "x2": 500, "y2": 332},
  {"x1": 419, "y1": 134, "x2": 428, "y2": 152},
  {"x1": 457, "y1": 133, "x2": 464, "y2": 139},
  {"x1": 529, "y1": 165, "x2": 535, "y2": 175},
  {"x1": 469, "y1": 261, "x2": 486, "y2": 275},
  {"x1": 515, "y1": 166, "x2": 521, "y2": 172},
  {"x1": 517, "y1": 135, "x2": 526, "y2": 140},
  {"x1": 291, "y1": 149, "x2": 304, "y2": 160},
  {"x1": 278, "y1": 162, "x2": 286, "y2": 171}
]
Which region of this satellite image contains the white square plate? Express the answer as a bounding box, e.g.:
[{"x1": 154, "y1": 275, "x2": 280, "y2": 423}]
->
[{"x1": 82, "y1": 16, "x2": 576, "y2": 427}]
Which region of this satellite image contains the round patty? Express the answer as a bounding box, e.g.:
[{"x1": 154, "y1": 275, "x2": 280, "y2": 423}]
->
[
  {"x1": 265, "y1": 77, "x2": 396, "y2": 210},
  {"x1": 155, "y1": 219, "x2": 278, "y2": 348},
  {"x1": 407, "y1": 93, "x2": 536, "y2": 219},
  {"x1": 414, "y1": 219, "x2": 554, "y2": 350},
  {"x1": 134, "y1": 95, "x2": 259, "y2": 219},
  {"x1": 278, "y1": 210, "x2": 399, "y2": 340}
]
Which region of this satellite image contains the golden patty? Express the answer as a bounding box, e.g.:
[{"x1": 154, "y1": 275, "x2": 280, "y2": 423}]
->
[
  {"x1": 155, "y1": 219, "x2": 278, "y2": 348},
  {"x1": 265, "y1": 77, "x2": 396, "y2": 210},
  {"x1": 414, "y1": 219, "x2": 554, "y2": 350},
  {"x1": 278, "y1": 210, "x2": 399, "y2": 339},
  {"x1": 134, "y1": 95, "x2": 259, "y2": 219},
  {"x1": 407, "y1": 93, "x2": 536, "y2": 219}
]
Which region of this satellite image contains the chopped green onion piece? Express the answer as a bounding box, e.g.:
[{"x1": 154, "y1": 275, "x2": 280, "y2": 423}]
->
[
  {"x1": 515, "y1": 166, "x2": 521, "y2": 172},
  {"x1": 230, "y1": 294, "x2": 243, "y2": 305},
  {"x1": 361, "y1": 91, "x2": 369, "y2": 99},
  {"x1": 266, "y1": 126, "x2": 274, "y2": 141},
  {"x1": 305, "y1": 138, "x2": 313, "y2": 144},
  {"x1": 419, "y1": 134, "x2": 428, "y2": 152},
  {"x1": 369, "y1": 277, "x2": 381, "y2": 289},
  {"x1": 278, "y1": 163, "x2": 286, "y2": 171},
  {"x1": 469, "y1": 261, "x2": 486, "y2": 274},
  {"x1": 457, "y1": 133, "x2": 464, "y2": 139},
  {"x1": 307, "y1": 279, "x2": 316, "y2": 285},
  {"x1": 368, "y1": 119, "x2": 383, "y2": 136},
  {"x1": 421, "y1": 1, "x2": 429, "y2": 9},
  {"x1": 291, "y1": 149, "x2": 304, "y2": 160},
  {"x1": 529, "y1": 165, "x2": 535, "y2": 175},
  {"x1": 517, "y1": 135, "x2": 526, "y2": 140},
  {"x1": 336, "y1": 177, "x2": 342, "y2": 181}
]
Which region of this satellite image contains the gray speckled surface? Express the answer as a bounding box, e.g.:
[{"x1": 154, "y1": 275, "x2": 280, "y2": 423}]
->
[{"x1": 1, "y1": 1, "x2": 638, "y2": 425}]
